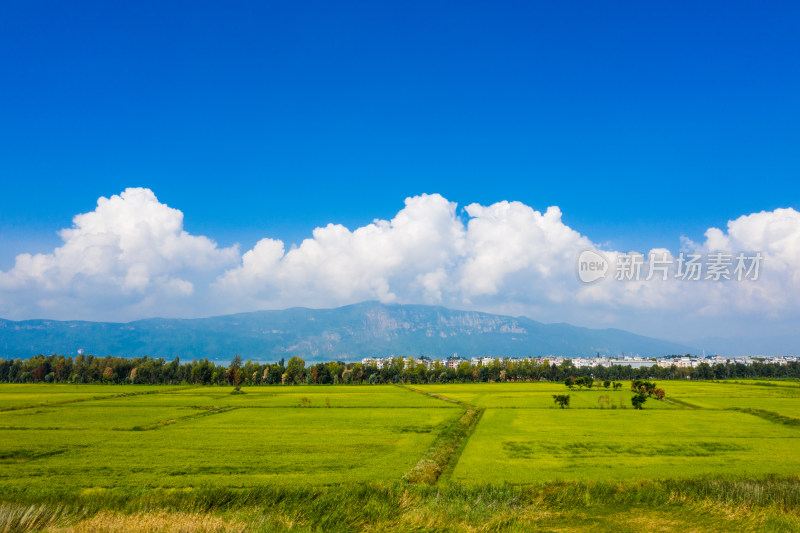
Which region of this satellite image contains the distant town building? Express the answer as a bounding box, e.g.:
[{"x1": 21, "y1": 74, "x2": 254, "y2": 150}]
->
[{"x1": 358, "y1": 354, "x2": 794, "y2": 370}]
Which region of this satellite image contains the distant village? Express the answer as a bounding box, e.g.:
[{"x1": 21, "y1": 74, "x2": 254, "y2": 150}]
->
[{"x1": 362, "y1": 354, "x2": 798, "y2": 370}]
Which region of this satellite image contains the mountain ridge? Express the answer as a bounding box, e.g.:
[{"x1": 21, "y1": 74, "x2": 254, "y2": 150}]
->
[{"x1": 0, "y1": 301, "x2": 695, "y2": 361}]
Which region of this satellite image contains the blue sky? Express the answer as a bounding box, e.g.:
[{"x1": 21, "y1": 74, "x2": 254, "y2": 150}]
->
[{"x1": 1, "y1": 2, "x2": 799, "y2": 344}]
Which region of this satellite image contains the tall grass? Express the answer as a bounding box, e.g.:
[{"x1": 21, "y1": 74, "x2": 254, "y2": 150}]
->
[
  {"x1": 1, "y1": 477, "x2": 799, "y2": 532},
  {"x1": 403, "y1": 407, "x2": 483, "y2": 484},
  {"x1": 0, "y1": 503, "x2": 76, "y2": 532}
]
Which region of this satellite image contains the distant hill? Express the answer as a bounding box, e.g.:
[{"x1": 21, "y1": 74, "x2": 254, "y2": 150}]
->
[{"x1": 0, "y1": 301, "x2": 694, "y2": 361}]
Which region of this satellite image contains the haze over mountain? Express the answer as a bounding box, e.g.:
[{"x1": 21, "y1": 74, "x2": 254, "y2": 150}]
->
[{"x1": 0, "y1": 302, "x2": 695, "y2": 362}]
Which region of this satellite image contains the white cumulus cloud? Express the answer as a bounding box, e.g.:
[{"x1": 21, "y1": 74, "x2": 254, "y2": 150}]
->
[
  {"x1": 2, "y1": 188, "x2": 800, "y2": 343},
  {"x1": 216, "y1": 193, "x2": 466, "y2": 307},
  {"x1": 0, "y1": 188, "x2": 238, "y2": 319},
  {"x1": 215, "y1": 197, "x2": 800, "y2": 341},
  {"x1": 215, "y1": 195, "x2": 598, "y2": 312}
]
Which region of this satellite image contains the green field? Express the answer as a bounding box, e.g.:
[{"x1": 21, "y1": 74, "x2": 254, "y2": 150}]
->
[
  {"x1": 0, "y1": 385, "x2": 458, "y2": 488},
  {"x1": 415, "y1": 382, "x2": 680, "y2": 409},
  {"x1": 1, "y1": 381, "x2": 799, "y2": 532},
  {"x1": 0, "y1": 384, "x2": 169, "y2": 409},
  {"x1": 453, "y1": 408, "x2": 800, "y2": 483},
  {"x1": 411, "y1": 381, "x2": 800, "y2": 484}
]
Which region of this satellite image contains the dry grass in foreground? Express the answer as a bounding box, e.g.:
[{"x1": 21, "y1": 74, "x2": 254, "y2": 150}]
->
[{"x1": 58, "y1": 511, "x2": 246, "y2": 533}]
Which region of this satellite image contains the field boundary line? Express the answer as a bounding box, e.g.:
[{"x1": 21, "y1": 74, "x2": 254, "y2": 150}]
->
[
  {"x1": 713, "y1": 379, "x2": 800, "y2": 389},
  {"x1": 399, "y1": 386, "x2": 484, "y2": 485},
  {"x1": 398, "y1": 385, "x2": 473, "y2": 409},
  {"x1": 728, "y1": 407, "x2": 800, "y2": 428},
  {"x1": 664, "y1": 397, "x2": 700, "y2": 409},
  {"x1": 0, "y1": 386, "x2": 194, "y2": 413},
  {"x1": 113, "y1": 406, "x2": 238, "y2": 431},
  {"x1": 223, "y1": 405, "x2": 458, "y2": 409},
  {"x1": 437, "y1": 407, "x2": 484, "y2": 484},
  {"x1": 662, "y1": 397, "x2": 695, "y2": 409}
]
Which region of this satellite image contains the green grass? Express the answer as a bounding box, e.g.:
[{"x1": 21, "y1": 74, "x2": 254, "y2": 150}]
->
[
  {"x1": 1, "y1": 381, "x2": 800, "y2": 531},
  {"x1": 664, "y1": 380, "x2": 800, "y2": 418},
  {"x1": 0, "y1": 386, "x2": 460, "y2": 489},
  {"x1": 1, "y1": 479, "x2": 798, "y2": 532},
  {"x1": 416, "y1": 382, "x2": 679, "y2": 409},
  {"x1": 159, "y1": 384, "x2": 459, "y2": 408},
  {"x1": 452, "y1": 408, "x2": 800, "y2": 483},
  {"x1": 0, "y1": 384, "x2": 174, "y2": 410}
]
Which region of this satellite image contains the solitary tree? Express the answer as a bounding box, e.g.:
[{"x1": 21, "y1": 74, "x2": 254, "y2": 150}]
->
[
  {"x1": 631, "y1": 393, "x2": 648, "y2": 410},
  {"x1": 564, "y1": 376, "x2": 575, "y2": 389},
  {"x1": 552, "y1": 394, "x2": 571, "y2": 409}
]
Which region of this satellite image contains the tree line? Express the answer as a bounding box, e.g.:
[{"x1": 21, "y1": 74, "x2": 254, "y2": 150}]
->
[{"x1": 0, "y1": 353, "x2": 798, "y2": 386}]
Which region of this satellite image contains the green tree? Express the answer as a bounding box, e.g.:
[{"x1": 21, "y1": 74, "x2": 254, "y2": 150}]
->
[
  {"x1": 228, "y1": 354, "x2": 243, "y2": 386},
  {"x1": 695, "y1": 362, "x2": 713, "y2": 380},
  {"x1": 631, "y1": 380, "x2": 657, "y2": 395},
  {"x1": 552, "y1": 394, "x2": 571, "y2": 408},
  {"x1": 285, "y1": 356, "x2": 306, "y2": 385},
  {"x1": 457, "y1": 362, "x2": 472, "y2": 382},
  {"x1": 631, "y1": 393, "x2": 648, "y2": 410}
]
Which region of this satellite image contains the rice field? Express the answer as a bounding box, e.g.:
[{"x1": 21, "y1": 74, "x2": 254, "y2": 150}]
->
[
  {"x1": 0, "y1": 380, "x2": 799, "y2": 531},
  {"x1": 0, "y1": 385, "x2": 458, "y2": 489},
  {"x1": 0, "y1": 384, "x2": 168, "y2": 409},
  {"x1": 451, "y1": 408, "x2": 800, "y2": 483}
]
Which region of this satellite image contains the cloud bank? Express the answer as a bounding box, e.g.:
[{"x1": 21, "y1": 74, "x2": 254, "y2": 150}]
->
[
  {"x1": 1, "y1": 188, "x2": 799, "y2": 341},
  {"x1": 0, "y1": 188, "x2": 238, "y2": 319}
]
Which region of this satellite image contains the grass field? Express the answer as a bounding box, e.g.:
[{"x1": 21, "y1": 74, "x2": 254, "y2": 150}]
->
[
  {"x1": 1, "y1": 380, "x2": 799, "y2": 531},
  {"x1": 0, "y1": 384, "x2": 169, "y2": 410},
  {"x1": 0, "y1": 385, "x2": 458, "y2": 489},
  {"x1": 663, "y1": 380, "x2": 800, "y2": 417},
  {"x1": 415, "y1": 383, "x2": 681, "y2": 409},
  {"x1": 452, "y1": 408, "x2": 800, "y2": 483}
]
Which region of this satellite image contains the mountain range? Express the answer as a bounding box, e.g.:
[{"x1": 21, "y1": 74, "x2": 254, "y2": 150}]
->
[{"x1": 0, "y1": 301, "x2": 697, "y2": 362}]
